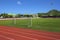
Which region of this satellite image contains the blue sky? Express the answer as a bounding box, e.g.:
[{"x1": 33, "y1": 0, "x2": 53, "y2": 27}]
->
[{"x1": 0, "y1": 0, "x2": 60, "y2": 14}]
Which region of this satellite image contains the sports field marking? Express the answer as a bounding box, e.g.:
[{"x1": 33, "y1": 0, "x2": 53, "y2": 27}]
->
[
  {"x1": 0, "y1": 27, "x2": 60, "y2": 37},
  {"x1": 0, "y1": 27, "x2": 60, "y2": 40},
  {"x1": 0, "y1": 31, "x2": 38, "y2": 40},
  {"x1": 0, "y1": 28, "x2": 59, "y2": 40},
  {"x1": 11, "y1": 28, "x2": 60, "y2": 36},
  {"x1": 1, "y1": 26, "x2": 60, "y2": 36},
  {"x1": 0, "y1": 35, "x2": 14, "y2": 40}
]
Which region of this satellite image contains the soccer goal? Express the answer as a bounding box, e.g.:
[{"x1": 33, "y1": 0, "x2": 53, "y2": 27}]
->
[{"x1": 0, "y1": 14, "x2": 39, "y2": 28}]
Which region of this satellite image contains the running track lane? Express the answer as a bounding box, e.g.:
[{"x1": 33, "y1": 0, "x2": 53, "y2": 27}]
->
[{"x1": 0, "y1": 26, "x2": 60, "y2": 40}]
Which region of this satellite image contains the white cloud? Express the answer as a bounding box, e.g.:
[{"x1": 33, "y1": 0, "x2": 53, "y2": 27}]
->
[{"x1": 17, "y1": 1, "x2": 22, "y2": 5}]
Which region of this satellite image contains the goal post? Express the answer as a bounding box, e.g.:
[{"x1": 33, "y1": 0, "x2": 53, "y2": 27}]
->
[{"x1": 13, "y1": 14, "x2": 16, "y2": 24}]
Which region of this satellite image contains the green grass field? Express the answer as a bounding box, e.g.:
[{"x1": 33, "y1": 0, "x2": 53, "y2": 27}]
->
[{"x1": 0, "y1": 18, "x2": 60, "y2": 32}]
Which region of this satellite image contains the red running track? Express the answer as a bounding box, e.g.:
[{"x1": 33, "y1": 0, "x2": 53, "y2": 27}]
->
[{"x1": 0, "y1": 26, "x2": 60, "y2": 40}]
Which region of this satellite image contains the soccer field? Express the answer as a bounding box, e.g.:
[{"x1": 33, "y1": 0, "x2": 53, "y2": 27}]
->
[{"x1": 0, "y1": 18, "x2": 60, "y2": 32}]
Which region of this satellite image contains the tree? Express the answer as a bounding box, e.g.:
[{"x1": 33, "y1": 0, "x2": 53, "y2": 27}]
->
[
  {"x1": 38, "y1": 13, "x2": 42, "y2": 17},
  {"x1": 15, "y1": 14, "x2": 21, "y2": 18},
  {"x1": 24, "y1": 14, "x2": 32, "y2": 17},
  {"x1": 0, "y1": 13, "x2": 8, "y2": 18},
  {"x1": 8, "y1": 15, "x2": 13, "y2": 18},
  {"x1": 48, "y1": 9, "x2": 60, "y2": 16},
  {"x1": 38, "y1": 13, "x2": 48, "y2": 17}
]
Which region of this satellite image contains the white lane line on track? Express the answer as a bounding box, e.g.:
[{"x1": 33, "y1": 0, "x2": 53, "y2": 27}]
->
[
  {"x1": 0, "y1": 27, "x2": 60, "y2": 36},
  {"x1": 0, "y1": 28, "x2": 60, "y2": 40},
  {"x1": 0, "y1": 31, "x2": 38, "y2": 40},
  {"x1": 0, "y1": 35, "x2": 14, "y2": 40}
]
